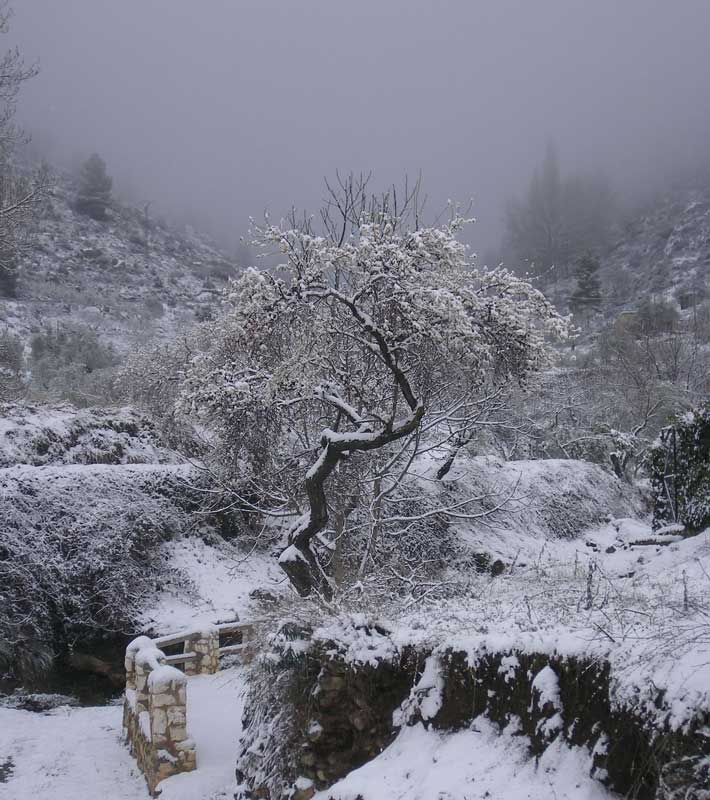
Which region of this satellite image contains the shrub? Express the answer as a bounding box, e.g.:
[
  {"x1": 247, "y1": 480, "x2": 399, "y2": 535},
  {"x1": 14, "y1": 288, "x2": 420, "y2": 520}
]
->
[
  {"x1": 144, "y1": 297, "x2": 165, "y2": 318},
  {"x1": 29, "y1": 324, "x2": 120, "y2": 403},
  {"x1": 0, "y1": 248, "x2": 18, "y2": 297},
  {"x1": 648, "y1": 402, "x2": 710, "y2": 532},
  {"x1": 0, "y1": 329, "x2": 25, "y2": 400},
  {"x1": 634, "y1": 296, "x2": 679, "y2": 336},
  {"x1": 0, "y1": 465, "x2": 195, "y2": 682}
]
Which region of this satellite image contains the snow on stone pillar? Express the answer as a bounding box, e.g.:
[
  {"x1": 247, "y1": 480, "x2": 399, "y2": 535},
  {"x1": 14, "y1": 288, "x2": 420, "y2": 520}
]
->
[
  {"x1": 183, "y1": 625, "x2": 220, "y2": 675},
  {"x1": 125, "y1": 636, "x2": 157, "y2": 713},
  {"x1": 123, "y1": 639, "x2": 197, "y2": 793},
  {"x1": 148, "y1": 665, "x2": 196, "y2": 782}
]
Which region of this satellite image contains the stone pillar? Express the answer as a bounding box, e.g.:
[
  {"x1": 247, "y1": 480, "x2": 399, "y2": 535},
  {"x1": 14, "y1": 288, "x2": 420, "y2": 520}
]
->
[
  {"x1": 125, "y1": 636, "x2": 155, "y2": 712},
  {"x1": 183, "y1": 625, "x2": 219, "y2": 675},
  {"x1": 123, "y1": 638, "x2": 198, "y2": 794},
  {"x1": 148, "y1": 665, "x2": 197, "y2": 784},
  {"x1": 134, "y1": 641, "x2": 166, "y2": 716}
]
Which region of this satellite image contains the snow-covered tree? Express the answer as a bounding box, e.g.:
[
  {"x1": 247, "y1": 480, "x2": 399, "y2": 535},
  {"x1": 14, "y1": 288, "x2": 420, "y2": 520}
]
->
[
  {"x1": 0, "y1": 2, "x2": 45, "y2": 297},
  {"x1": 649, "y1": 402, "x2": 710, "y2": 531},
  {"x1": 569, "y1": 254, "x2": 602, "y2": 319},
  {"x1": 180, "y1": 177, "x2": 566, "y2": 597},
  {"x1": 75, "y1": 153, "x2": 113, "y2": 221}
]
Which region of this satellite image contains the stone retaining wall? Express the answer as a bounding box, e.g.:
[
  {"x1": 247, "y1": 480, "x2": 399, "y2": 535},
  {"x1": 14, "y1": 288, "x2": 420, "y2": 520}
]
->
[{"x1": 236, "y1": 627, "x2": 710, "y2": 800}]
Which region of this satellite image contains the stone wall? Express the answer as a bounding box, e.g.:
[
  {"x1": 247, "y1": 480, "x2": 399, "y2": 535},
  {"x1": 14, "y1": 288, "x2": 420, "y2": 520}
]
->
[
  {"x1": 425, "y1": 649, "x2": 710, "y2": 798},
  {"x1": 236, "y1": 627, "x2": 710, "y2": 800}
]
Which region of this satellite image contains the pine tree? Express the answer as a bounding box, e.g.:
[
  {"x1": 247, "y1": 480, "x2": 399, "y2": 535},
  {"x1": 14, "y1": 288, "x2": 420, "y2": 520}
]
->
[
  {"x1": 0, "y1": 245, "x2": 18, "y2": 297},
  {"x1": 569, "y1": 254, "x2": 602, "y2": 317},
  {"x1": 75, "y1": 153, "x2": 113, "y2": 221}
]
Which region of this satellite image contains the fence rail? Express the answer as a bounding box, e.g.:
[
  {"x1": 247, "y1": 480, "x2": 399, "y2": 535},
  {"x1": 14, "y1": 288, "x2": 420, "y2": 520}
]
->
[{"x1": 163, "y1": 651, "x2": 198, "y2": 665}]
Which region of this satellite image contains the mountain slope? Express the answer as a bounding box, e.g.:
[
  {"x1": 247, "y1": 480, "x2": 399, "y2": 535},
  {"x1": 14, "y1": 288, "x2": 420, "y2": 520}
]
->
[
  {"x1": 602, "y1": 189, "x2": 710, "y2": 312},
  {"x1": 0, "y1": 168, "x2": 238, "y2": 353}
]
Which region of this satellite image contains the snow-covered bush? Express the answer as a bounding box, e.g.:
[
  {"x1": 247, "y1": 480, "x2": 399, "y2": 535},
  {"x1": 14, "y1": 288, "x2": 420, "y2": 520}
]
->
[
  {"x1": 648, "y1": 402, "x2": 710, "y2": 531},
  {"x1": 0, "y1": 464, "x2": 196, "y2": 682},
  {"x1": 0, "y1": 403, "x2": 179, "y2": 467},
  {"x1": 29, "y1": 323, "x2": 120, "y2": 405},
  {"x1": 236, "y1": 622, "x2": 316, "y2": 799},
  {"x1": 180, "y1": 177, "x2": 566, "y2": 597},
  {"x1": 120, "y1": 336, "x2": 208, "y2": 455}
]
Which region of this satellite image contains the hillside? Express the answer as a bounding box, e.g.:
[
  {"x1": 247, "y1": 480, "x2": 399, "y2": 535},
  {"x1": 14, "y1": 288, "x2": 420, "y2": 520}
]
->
[
  {"x1": 3, "y1": 165, "x2": 709, "y2": 363},
  {"x1": 0, "y1": 168, "x2": 238, "y2": 354},
  {"x1": 602, "y1": 189, "x2": 710, "y2": 312},
  {"x1": 1, "y1": 168, "x2": 709, "y2": 800}
]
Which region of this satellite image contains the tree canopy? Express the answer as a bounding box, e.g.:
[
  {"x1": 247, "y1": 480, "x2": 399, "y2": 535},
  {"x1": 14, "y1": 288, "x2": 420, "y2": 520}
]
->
[
  {"x1": 569, "y1": 254, "x2": 603, "y2": 317},
  {"x1": 180, "y1": 178, "x2": 566, "y2": 597},
  {"x1": 506, "y1": 143, "x2": 614, "y2": 281}
]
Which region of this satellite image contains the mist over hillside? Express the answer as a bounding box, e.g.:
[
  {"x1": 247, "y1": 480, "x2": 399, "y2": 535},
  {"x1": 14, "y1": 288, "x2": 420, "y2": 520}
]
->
[{"x1": 11, "y1": 0, "x2": 710, "y2": 253}]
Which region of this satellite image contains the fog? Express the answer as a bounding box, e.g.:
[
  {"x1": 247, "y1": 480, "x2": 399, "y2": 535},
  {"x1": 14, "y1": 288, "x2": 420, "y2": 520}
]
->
[{"x1": 12, "y1": 0, "x2": 710, "y2": 254}]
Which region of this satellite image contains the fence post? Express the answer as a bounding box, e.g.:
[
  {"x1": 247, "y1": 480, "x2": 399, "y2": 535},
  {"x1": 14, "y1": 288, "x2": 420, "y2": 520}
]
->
[{"x1": 184, "y1": 625, "x2": 220, "y2": 675}]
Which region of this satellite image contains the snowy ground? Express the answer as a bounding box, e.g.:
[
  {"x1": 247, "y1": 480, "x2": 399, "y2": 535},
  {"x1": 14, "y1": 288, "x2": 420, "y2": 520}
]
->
[
  {"x1": 317, "y1": 717, "x2": 613, "y2": 800},
  {"x1": 142, "y1": 537, "x2": 284, "y2": 633},
  {"x1": 0, "y1": 703, "x2": 149, "y2": 800},
  {"x1": 1, "y1": 669, "x2": 616, "y2": 800},
  {"x1": 313, "y1": 519, "x2": 710, "y2": 734},
  {"x1": 0, "y1": 668, "x2": 246, "y2": 800}
]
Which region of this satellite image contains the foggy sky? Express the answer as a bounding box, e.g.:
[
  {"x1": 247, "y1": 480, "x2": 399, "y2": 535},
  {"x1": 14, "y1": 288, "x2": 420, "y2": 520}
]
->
[{"x1": 11, "y1": 0, "x2": 710, "y2": 255}]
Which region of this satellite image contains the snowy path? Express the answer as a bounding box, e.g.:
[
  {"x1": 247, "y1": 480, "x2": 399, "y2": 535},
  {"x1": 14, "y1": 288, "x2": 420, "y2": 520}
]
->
[
  {"x1": 0, "y1": 704, "x2": 150, "y2": 800},
  {"x1": 159, "y1": 669, "x2": 246, "y2": 800},
  {"x1": 0, "y1": 668, "x2": 246, "y2": 800},
  {"x1": 316, "y1": 717, "x2": 616, "y2": 800}
]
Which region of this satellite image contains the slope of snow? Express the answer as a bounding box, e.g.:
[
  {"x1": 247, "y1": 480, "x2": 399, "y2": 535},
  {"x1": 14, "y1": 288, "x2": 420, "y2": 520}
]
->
[
  {"x1": 600, "y1": 190, "x2": 710, "y2": 309},
  {"x1": 444, "y1": 455, "x2": 647, "y2": 562},
  {"x1": 316, "y1": 717, "x2": 612, "y2": 800},
  {"x1": 142, "y1": 537, "x2": 284, "y2": 633},
  {"x1": 0, "y1": 168, "x2": 237, "y2": 354}
]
